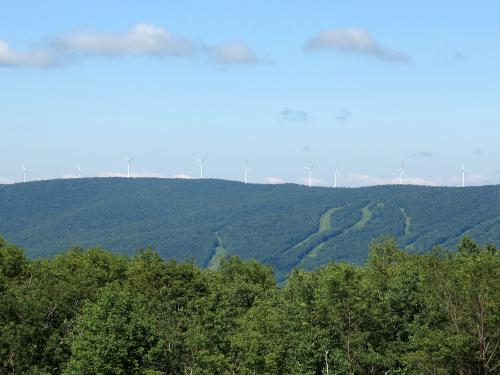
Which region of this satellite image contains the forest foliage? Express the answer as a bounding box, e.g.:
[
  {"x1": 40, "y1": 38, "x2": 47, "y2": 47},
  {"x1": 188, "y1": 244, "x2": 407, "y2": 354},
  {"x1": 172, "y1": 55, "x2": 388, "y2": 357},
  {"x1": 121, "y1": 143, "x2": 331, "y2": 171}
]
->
[
  {"x1": 0, "y1": 178, "x2": 498, "y2": 282},
  {"x1": 0, "y1": 236, "x2": 498, "y2": 374}
]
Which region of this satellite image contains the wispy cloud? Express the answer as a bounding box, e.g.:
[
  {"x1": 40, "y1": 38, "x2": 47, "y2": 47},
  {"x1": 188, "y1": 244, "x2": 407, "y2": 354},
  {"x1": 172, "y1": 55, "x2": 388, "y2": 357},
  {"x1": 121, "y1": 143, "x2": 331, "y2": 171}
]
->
[
  {"x1": 336, "y1": 107, "x2": 352, "y2": 122},
  {"x1": 474, "y1": 149, "x2": 483, "y2": 156},
  {"x1": 454, "y1": 50, "x2": 468, "y2": 60},
  {"x1": 55, "y1": 23, "x2": 193, "y2": 58},
  {"x1": 173, "y1": 173, "x2": 193, "y2": 179},
  {"x1": 299, "y1": 176, "x2": 329, "y2": 187},
  {"x1": 0, "y1": 40, "x2": 55, "y2": 67},
  {"x1": 279, "y1": 107, "x2": 309, "y2": 122},
  {"x1": 461, "y1": 173, "x2": 489, "y2": 184},
  {"x1": 209, "y1": 41, "x2": 260, "y2": 65},
  {"x1": 0, "y1": 177, "x2": 15, "y2": 184},
  {"x1": 348, "y1": 173, "x2": 442, "y2": 187},
  {"x1": 304, "y1": 27, "x2": 411, "y2": 63},
  {"x1": 262, "y1": 176, "x2": 285, "y2": 184},
  {"x1": 99, "y1": 171, "x2": 168, "y2": 178}
]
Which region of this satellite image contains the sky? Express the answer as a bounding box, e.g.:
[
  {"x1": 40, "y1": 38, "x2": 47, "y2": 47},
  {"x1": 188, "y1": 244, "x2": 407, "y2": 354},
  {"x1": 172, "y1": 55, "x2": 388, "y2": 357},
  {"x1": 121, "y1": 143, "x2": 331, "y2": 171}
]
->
[{"x1": 1, "y1": 0, "x2": 499, "y2": 187}]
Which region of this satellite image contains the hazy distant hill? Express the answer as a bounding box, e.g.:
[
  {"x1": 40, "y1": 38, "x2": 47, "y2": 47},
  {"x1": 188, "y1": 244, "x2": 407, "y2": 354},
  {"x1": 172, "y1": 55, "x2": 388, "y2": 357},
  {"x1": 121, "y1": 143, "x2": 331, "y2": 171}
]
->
[{"x1": 0, "y1": 178, "x2": 499, "y2": 280}]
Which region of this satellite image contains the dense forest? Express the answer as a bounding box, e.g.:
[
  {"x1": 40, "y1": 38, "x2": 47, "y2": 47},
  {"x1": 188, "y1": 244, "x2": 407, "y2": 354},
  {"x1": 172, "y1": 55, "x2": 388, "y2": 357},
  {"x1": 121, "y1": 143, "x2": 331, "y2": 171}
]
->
[
  {"x1": 0, "y1": 178, "x2": 499, "y2": 281},
  {"x1": 0, "y1": 236, "x2": 498, "y2": 374}
]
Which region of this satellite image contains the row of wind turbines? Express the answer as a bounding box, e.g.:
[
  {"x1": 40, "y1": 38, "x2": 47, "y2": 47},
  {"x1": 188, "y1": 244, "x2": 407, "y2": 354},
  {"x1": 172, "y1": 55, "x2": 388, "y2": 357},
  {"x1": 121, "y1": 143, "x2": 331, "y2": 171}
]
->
[{"x1": 19, "y1": 157, "x2": 474, "y2": 188}]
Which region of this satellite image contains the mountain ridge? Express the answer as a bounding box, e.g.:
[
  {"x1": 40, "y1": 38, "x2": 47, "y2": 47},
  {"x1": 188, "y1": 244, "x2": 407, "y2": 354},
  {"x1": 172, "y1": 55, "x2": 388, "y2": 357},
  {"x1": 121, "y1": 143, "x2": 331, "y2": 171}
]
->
[{"x1": 1, "y1": 178, "x2": 498, "y2": 280}]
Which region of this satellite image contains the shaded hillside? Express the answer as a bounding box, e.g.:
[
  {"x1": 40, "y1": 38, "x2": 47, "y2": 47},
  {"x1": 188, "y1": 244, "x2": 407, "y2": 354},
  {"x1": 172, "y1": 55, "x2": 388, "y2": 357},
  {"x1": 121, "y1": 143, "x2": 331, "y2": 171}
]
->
[{"x1": 0, "y1": 178, "x2": 498, "y2": 279}]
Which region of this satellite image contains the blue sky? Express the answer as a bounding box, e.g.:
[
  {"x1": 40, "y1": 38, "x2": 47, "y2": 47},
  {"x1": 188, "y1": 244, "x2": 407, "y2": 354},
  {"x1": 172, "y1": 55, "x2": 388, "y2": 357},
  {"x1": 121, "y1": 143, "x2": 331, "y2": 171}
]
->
[{"x1": 1, "y1": 0, "x2": 499, "y2": 186}]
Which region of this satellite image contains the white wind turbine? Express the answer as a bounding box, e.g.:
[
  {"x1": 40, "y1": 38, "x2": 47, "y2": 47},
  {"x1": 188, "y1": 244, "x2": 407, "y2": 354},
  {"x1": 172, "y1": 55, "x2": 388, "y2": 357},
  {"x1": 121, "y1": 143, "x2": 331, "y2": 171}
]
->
[
  {"x1": 243, "y1": 160, "x2": 250, "y2": 184},
  {"x1": 21, "y1": 165, "x2": 27, "y2": 183},
  {"x1": 305, "y1": 164, "x2": 314, "y2": 187},
  {"x1": 398, "y1": 162, "x2": 407, "y2": 185},
  {"x1": 334, "y1": 162, "x2": 345, "y2": 188},
  {"x1": 197, "y1": 158, "x2": 206, "y2": 179},
  {"x1": 461, "y1": 163, "x2": 470, "y2": 187},
  {"x1": 77, "y1": 166, "x2": 81, "y2": 178},
  {"x1": 124, "y1": 156, "x2": 133, "y2": 178}
]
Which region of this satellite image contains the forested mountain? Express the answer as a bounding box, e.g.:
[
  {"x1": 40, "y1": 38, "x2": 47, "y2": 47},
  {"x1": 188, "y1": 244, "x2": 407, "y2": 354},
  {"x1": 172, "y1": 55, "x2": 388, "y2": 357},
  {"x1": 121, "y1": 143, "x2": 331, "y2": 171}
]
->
[{"x1": 0, "y1": 178, "x2": 498, "y2": 280}]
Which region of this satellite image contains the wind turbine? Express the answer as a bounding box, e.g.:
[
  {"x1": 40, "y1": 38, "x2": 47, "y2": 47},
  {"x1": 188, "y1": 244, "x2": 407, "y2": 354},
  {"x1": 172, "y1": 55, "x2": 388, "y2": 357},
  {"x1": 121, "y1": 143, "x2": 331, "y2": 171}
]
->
[
  {"x1": 197, "y1": 158, "x2": 205, "y2": 179},
  {"x1": 461, "y1": 163, "x2": 470, "y2": 187},
  {"x1": 398, "y1": 162, "x2": 407, "y2": 185},
  {"x1": 77, "y1": 166, "x2": 81, "y2": 178},
  {"x1": 21, "y1": 165, "x2": 27, "y2": 183},
  {"x1": 334, "y1": 162, "x2": 345, "y2": 188},
  {"x1": 243, "y1": 160, "x2": 250, "y2": 184},
  {"x1": 124, "y1": 156, "x2": 133, "y2": 178},
  {"x1": 305, "y1": 164, "x2": 314, "y2": 187}
]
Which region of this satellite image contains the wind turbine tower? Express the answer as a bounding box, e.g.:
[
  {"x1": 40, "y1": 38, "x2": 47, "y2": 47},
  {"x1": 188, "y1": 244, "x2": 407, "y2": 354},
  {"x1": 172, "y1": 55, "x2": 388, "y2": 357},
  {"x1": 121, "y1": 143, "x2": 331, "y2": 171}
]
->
[
  {"x1": 398, "y1": 162, "x2": 407, "y2": 185},
  {"x1": 244, "y1": 160, "x2": 250, "y2": 184},
  {"x1": 124, "y1": 156, "x2": 133, "y2": 178},
  {"x1": 305, "y1": 165, "x2": 314, "y2": 187},
  {"x1": 22, "y1": 165, "x2": 27, "y2": 183},
  {"x1": 197, "y1": 158, "x2": 205, "y2": 179},
  {"x1": 334, "y1": 162, "x2": 345, "y2": 188},
  {"x1": 77, "y1": 166, "x2": 81, "y2": 178},
  {"x1": 461, "y1": 163, "x2": 469, "y2": 187}
]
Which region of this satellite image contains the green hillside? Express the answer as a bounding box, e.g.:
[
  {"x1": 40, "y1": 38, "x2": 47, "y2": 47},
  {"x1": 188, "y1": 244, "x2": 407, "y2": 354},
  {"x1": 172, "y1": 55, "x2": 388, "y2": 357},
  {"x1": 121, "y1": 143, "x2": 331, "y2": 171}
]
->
[{"x1": 0, "y1": 178, "x2": 498, "y2": 280}]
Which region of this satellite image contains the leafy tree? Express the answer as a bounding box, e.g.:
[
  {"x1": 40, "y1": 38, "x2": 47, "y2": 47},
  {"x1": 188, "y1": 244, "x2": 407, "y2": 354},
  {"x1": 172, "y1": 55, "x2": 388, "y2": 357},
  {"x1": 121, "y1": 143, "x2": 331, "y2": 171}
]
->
[{"x1": 63, "y1": 284, "x2": 159, "y2": 375}]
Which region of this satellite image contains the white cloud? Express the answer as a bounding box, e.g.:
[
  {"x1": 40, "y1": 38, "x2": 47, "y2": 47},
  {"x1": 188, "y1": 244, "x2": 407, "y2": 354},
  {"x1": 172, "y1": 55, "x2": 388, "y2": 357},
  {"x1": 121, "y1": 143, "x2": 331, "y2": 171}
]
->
[
  {"x1": 99, "y1": 171, "x2": 168, "y2": 178},
  {"x1": 304, "y1": 27, "x2": 411, "y2": 62},
  {"x1": 0, "y1": 40, "x2": 55, "y2": 67},
  {"x1": 173, "y1": 173, "x2": 193, "y2": 179},
  {"x1": 62, "y1": 174, "x2": 79, "y2": 179},
  {"x1": 347, "y1": 173, "x2": 442, "y2": 187},
  {"x1": 299, "y1": 177, "x2": 330, "y2": 187},
  {"x1": 209, "y1": 41, "x2": 259, "y2": 64},
  {"x1": 461, "y1": 173, "x2": 489, "y2": 185},
  {"x1": 262, "y1": 176, "x2": 285, "y2": 184},
  {"x1": 0, "y1": 177, "x2": 15, "y2": 184},
  {"x1": 56, "y1": 23, "x2": 193, "y2": 58}
]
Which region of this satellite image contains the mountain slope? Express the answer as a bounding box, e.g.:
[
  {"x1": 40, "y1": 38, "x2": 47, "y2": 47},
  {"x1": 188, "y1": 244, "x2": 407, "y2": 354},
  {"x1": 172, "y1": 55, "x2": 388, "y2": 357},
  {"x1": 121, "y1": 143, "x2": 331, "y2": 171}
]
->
[{"x1": 0, "y1": 178, "x2": 498, "y2": 280}]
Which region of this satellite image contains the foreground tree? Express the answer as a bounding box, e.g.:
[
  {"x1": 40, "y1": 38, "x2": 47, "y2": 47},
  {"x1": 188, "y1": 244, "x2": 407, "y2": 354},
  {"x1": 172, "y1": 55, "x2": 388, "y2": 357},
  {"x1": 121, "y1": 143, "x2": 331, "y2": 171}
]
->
[{"x1": 63, "y1": 284, "x2": 159, "y2": 375}]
